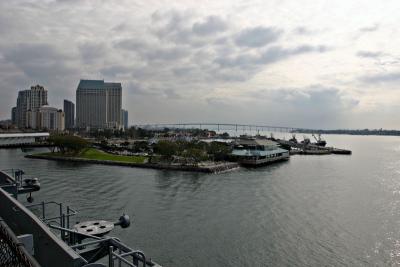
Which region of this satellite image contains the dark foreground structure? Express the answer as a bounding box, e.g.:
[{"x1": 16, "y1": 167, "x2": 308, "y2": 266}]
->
[{"x1": 0, "y1": 169, "x2": 161, "y2": 267}]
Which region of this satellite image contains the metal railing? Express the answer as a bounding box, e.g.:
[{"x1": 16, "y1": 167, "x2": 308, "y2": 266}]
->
[
  {"x1": 26, "y1": 201, "x2": 78, "y2": 242},
  {"x1": 24, "y1": 200, "x2": 154, "y2": 266},
  {"x1": 0, "y1": 220, "x2": 40, "y2": 267},
  {"x1": 108, "y1": 245, "x2": 146, "y2": 267},
  {"x1": 0, "y1": 169, "x2": 24, "y2": 198}
]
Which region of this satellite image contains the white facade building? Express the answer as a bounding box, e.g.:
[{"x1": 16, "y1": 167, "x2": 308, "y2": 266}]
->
[
  {"x1": 25, "y1": 106, "x2": 64, "y2": 131},
  {"x1": 38, "y1": 106, "x2": 65, "y2": 131},
  {"x1": 15, "y1": 85, "x2": 48, "y2": 128}
]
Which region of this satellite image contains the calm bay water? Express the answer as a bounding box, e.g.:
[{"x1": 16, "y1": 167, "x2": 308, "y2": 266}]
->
[{"x1": 1, "y1": 134, "x2": 400, "y2": 266}]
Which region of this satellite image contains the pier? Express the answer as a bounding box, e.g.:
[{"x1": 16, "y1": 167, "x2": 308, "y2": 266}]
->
[{"x1": 275, "y1": 139, "x2": 352, "y2": 155}]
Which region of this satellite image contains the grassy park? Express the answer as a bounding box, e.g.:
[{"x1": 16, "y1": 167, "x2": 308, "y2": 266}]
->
[
  {"x1": 77, "y1": 148, "x2": 147, "y2": 163},
  {"x1": 39, "y1": 148, "x2": 147, "y2": 164}
]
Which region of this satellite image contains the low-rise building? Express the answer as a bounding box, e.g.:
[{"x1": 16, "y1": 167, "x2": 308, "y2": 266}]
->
[
  {"x1": 231, "y1": 138, "x2": 289, "y2": 166},
  {"x1": 26, "y1": 106, "x2": 64, "y2": 131},
  {"x1": 38, "y1": 106, "x2": 65, "y2": 131}
]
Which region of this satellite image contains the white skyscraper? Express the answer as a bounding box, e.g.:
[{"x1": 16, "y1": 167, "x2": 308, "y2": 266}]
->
[{"x1": 15, "y1": 85, "x2": 48, "y2": 128}]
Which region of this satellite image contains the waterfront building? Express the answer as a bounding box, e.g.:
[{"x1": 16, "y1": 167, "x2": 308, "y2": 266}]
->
[
  {"x1": 26, "y1": 106, "x2": 64, "y2": 131},
  {"x1": 38, "y1": 106, "x2": 65, "y2": 131},
  {"x1": 11, "y1": 107, "x2": 16, "y2": 125},
  {"x1": 231, "y1": 138, "x2": 289, "y2": 166},
  {"x1": 15, "y1": 85, "x2": 48, "y2": 128},
  {"x1": 76, "y1": 80, "x2": 122, "y2": 129},
  {"x1": 121, "y1": 109, "x2": 128, "y2": 130},
  {"x1": 26, "y1": 110, "x2": 40, "y2": 129},
  {"x1": 63, "y1": 99, "x2": 75, "y2": 130}
]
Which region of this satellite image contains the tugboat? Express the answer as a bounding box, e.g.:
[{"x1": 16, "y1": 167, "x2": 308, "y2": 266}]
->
[
  {"x1": 289, "y1": 134, "x2": 298, "y2": 143},
  {"x1": 312, "y1": 134, "x2": 327, "y2": 147},
  {"x1": 300, "y1": 136, "x2": 311, "y2": 145}
]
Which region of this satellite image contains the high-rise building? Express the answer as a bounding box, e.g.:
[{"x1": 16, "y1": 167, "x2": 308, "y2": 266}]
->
[
  {"x1": 15, "y1": 85, "x2": 48, "y2": 128},
  {"x1": 11, "y1": 107, "x2": 16, "y2": 125},
  {"x1": 76, "y1": 80, "x2": 122, "y2": 129},
  {"x1": 64, "y1": 100, "x2": 75, "y2": 130},
  {"x1": 121, "y1": 109, "x2": 128, "y2": 130}
]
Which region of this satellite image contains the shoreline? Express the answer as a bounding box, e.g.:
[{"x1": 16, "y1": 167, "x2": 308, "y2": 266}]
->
[{"x1": 25, "y1": 154, "x2": 240, "y2": 174}]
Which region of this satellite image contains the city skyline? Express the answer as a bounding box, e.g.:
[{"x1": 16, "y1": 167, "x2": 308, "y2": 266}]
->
[{"x1": 1, "y1": 1, "x2": 400, "y2": 129}]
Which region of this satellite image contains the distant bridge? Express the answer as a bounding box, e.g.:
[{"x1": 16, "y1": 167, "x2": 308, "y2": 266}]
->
[{"x1": 133, "y1": 123, "x2": 314, "y2": 133}]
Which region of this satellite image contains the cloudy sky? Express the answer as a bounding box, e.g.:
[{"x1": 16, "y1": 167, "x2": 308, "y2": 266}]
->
[{"x1": 1, "y1": 0, "x2": 400, "y2": 129}]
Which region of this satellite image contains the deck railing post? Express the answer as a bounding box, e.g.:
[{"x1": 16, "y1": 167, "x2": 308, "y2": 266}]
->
[
  {"x1": 109, "y1": 246, "x2": 114, "y2": 267},
  {"x1": 59, "y1": 203, "x2": 63, "y2": 227},
  {"x1": 118, "y1": 248, "x2": 122, "y2": 267},
  {"x1": 66, "y1": 206, "x2": 70, "y2": 229},
  {"x1": 41, "y1": 201, "x2": 45, "y2": 220},
  {"x1": 61, "y1": 214, "x2": 66, "y2": 241}
]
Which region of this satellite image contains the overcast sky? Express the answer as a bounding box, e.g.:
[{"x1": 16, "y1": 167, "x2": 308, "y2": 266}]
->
[{"x1": 1, "y1": 0, "x2": 400, "y2": 129}]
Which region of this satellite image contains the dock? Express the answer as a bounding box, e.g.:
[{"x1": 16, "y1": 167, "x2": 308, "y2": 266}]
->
[{"x1": 276, "y1": 140, "x2": 352, "y2": 155}]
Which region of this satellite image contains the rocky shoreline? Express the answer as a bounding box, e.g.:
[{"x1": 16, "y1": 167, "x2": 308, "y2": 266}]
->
[{"x1": 25, "y1": 154, "x2": 240, "y2": 173}]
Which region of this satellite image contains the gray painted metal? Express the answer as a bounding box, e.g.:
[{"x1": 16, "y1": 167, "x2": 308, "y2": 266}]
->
[
  {"x1": 74, "y1": 220, "x2": 114, "y2": 236},
  {"x1": 0, "y1": 170, "x2": 40, "y2": 199},
  {"x1": 0, "y1": 169, "x2": 162, "y2": 267},
  {"x1": 0, "y1": 220, "x2": 40, "y2": 267},
  {"x1": 0, "y1": 186, "x2": 87, "y2": 267}
]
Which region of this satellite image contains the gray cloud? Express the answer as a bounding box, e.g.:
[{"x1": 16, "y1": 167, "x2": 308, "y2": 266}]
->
[
  {"x1": 359, "y1": 24, "x2": 379, "y2": 32},
  {"x1": 114, "y1": 39, "x2": 146, "y2": 51},
  {"x1": 293, "y1": 26, "x2": 314, "y2": 35},
  {"x1": 163, "y1": 89, "x2": 181, "y2": 99},
  {"x1": 3, "y1": 43, "x2": 69, "y2": 65},
  {"x1": 151, "y1": 10, "x2": 195, "y2": 45},
  {"x1": 2, "y1": 43, "x2": 77, "y2": 84},
  {"x1": 234, "y1": 26, "x2": 282, "y2": 47},
  {"x1": 79, "y1": 42, "x2": 108, "y2": 64},
  {"x1": 100, "y1": 65, "x2": 132, "y2": 78},
  {"x1": 357, "y1": 51, "x2": 383, "y2": 58},
  {"x1": 244, "y1": 86, "x2": 359, "y2": 128},
  {"x1": 144, "y1": 47, "x2": 190, "y2": 61},
  {"x1": 192, "y1": 16, "x2": 228, "y2": 35},
  {"x1": 215, "y1": 45, "x2": 328, "y2": 69},
  {"x1": 360, "y1": 72, "x2": 400, "y2": 84},
  {"x1": 126, "y1": 81, "x2": 157, "y2": 96},
  {"x1": 268, "y1": 87, "x2": 358, "y2": 110}
]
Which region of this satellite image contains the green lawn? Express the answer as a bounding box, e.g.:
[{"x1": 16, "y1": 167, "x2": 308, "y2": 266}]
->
[{"x1": 39, "y1": 148, "x2": 147, "y2": 164}]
